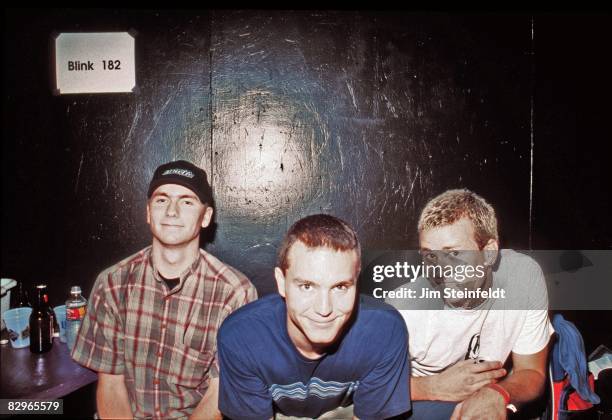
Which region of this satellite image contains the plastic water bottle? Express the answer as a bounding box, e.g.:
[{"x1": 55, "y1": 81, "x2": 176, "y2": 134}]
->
[{"x1": 65, "y1": 286, "x2": 87, "y2": 351}]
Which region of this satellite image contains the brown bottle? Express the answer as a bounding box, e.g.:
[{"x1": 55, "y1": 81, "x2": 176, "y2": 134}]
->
[{"x1": 29, "y1": 284, "x2": 54, "y2": 353}]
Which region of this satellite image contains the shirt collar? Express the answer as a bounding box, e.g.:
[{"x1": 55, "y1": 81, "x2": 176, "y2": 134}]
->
[{"x1": 147, "y1": 248, "x2": 203, "y2": 293}]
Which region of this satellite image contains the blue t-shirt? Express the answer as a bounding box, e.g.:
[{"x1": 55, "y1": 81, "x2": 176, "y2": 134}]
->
[{"x1": 218, "y1": 294, "x2": 410, "y2": 420}]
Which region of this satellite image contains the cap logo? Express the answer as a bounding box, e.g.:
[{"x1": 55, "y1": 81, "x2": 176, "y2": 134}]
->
[{"x1": 162, "y1": 168, "x2": 194, "y2": 178}]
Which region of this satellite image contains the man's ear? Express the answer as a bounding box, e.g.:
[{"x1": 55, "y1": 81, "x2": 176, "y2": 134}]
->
[
  {"x1": 483, "y1": 239, "x2": 499, "y2": 266},
  {"x1": 274, "y1": 267, "x2": 286, "y2": 298},
  {"x1": 146, "y1": 203, "x2": 151, "y2": 225},
  {"x1": 201, "y1": 206, "x2": 214, "y2": 228}
]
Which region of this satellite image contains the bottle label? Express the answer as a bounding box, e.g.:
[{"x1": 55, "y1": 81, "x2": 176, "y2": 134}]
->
[
  {"x1": 66, "y1": 306, "x2": 86, "y2": 321},
  {"x1": 43, "y1": 294, "x2": 49, "y2": 303}
]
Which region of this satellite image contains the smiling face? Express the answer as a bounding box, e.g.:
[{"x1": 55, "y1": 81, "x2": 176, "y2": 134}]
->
[
  {"x1": 147, "y1": 184, "x2": 213, "y2": 248},
  {"x1": 419, "y1": 217, "x2": 498, "y2": 307},
  {"x1": 275, "y1": 241, "x2": 359, "y2": 359}
]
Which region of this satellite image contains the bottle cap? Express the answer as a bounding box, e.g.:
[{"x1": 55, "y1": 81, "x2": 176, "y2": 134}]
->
[{"x1": 70, "y1": 286, "x2": 82, "y2": 294}]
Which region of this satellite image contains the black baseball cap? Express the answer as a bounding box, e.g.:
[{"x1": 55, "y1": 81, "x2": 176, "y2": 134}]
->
[{"x1": 147, "y1": 160, "x2": 213, "y2": 205}]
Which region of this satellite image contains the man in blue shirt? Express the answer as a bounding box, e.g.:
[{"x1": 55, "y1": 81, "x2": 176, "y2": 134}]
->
[{"x1": 218, "y1": 214, "x2": 410, "y2": 419}]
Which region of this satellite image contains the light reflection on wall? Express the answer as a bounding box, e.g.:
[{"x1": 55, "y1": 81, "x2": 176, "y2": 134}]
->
[{"x1": 215, "y1": 89, "x2": 321, "y2": 220}]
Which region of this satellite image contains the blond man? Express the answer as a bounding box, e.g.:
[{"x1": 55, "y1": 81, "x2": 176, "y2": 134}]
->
[{"x1": 391, "y1": 189, "x2": 552, "y2": 419}]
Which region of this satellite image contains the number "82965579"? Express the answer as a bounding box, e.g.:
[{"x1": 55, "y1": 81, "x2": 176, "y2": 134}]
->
[{"x1": 0, "y1": 399, "x2": 62, "y2": 414}]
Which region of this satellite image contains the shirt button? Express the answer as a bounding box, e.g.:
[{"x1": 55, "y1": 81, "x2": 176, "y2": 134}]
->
[
  {"x1": 157, "y1": 352, "x2": 162, "y2": 357},
  {"x1": 153, "y1": 379, "x2": 160, "y2": 385}
]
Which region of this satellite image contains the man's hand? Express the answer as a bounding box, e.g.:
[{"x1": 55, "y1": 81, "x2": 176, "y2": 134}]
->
[
  {"x1": 412, "y1": 360, "x2": 506, "y2": 401},
  {"x1": 450, "y1": 386, "x2": 507, "y2": 420}
]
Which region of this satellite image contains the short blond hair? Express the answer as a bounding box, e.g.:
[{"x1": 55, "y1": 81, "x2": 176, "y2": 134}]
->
[{"x1": 418, "y1": 189, "x2": 498, "y2": 248}]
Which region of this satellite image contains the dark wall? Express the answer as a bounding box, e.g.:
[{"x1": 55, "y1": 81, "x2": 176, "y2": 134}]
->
[
  {"x1": 533, "y1": 14, "x2": 612, "y2": 250},
  {"x1": 3, "y1": 10, "x2": 610, "y2": 333},
  {"x1": 208, "y1": 11, "x2": 532, "y2": 296},
  {"x1": 4, "y1": 9, "x2": 215, "y2": 302},
  {"x1": 533, "y1": 14, "x2": 612, "y2": 352}
]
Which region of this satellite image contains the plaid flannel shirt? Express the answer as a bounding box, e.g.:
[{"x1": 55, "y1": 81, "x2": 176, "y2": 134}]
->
[{"x1": 71, "y1": 246, "x2": 257, "y2": 418}]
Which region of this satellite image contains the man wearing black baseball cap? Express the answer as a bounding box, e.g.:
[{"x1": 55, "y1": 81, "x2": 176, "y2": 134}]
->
[
  {"x1": 147, "y1": 160, "x2": 214, "y2": 206},
  {"x1": 72, "y1": 160, "x2": 257, "y2": 419}
]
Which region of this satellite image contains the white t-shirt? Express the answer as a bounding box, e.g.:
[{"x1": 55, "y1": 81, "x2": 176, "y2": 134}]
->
[{"x1": 394, "y1": 249, "x2": 554, "y2": 377}]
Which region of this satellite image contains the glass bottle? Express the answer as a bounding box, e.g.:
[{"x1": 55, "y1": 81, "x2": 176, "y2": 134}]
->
[{"x1": 29, "y1": 284, "x2": 54, "y2": 353}]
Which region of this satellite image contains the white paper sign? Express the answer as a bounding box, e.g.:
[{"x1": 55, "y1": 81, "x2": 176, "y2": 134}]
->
[{"x1": 54, "y1": 32, "x2": 136, "y2": 94}]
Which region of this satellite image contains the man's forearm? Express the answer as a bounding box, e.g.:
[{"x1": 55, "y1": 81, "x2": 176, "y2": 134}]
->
[
  {"x1": 411, "y1": 376, "x2": 435, "y2": 400},
  {"x1": 413, "y1": 369, "x2": 546, "y2": 405},
  {"x1": 189, "y1": 377, "x2": 222, "y2": 420},
  {"x1": 450, "y1": 369, "x2": 547, "y2": 419},
  {"x1": 497, "y1": 369, "x2": 547, "y2": 404},
  {"x1": 410, "y1": 375, "x2": 466, "y2": 401},
  {"x1": 451, "y1": 347, "x2": 550, "y2": 419},
  {"x1": 97, "y1": 373, "x2": 133, "y2": 419},
  {"x1": 410, "y1": 359, "x2": 507, "y2": 402},
  {"x1": 497, "y1": 345, "x2": 550, "y2": 405}
]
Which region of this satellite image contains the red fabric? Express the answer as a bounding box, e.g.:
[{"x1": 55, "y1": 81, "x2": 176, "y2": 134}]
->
[
  {"x1": 567, "y1": 373, "x2": 595, "y2": 410},
  {"x1": 552, "y1": 373, "x2": 595, "y2": 420}
]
